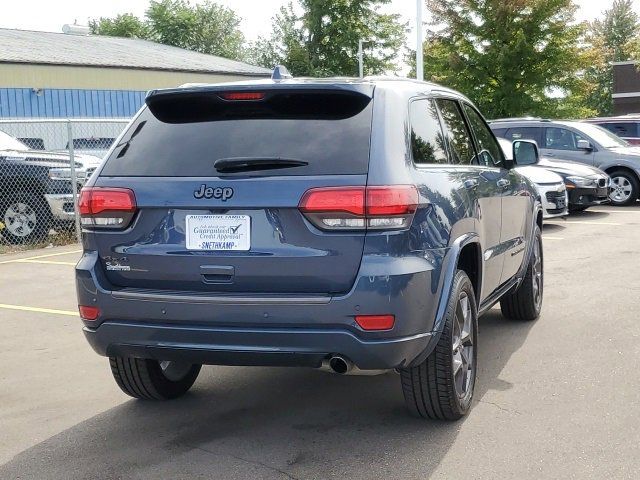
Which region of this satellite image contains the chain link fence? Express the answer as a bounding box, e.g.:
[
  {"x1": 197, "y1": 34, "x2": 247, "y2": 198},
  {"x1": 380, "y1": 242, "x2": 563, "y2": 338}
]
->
[{"x1": 0, "y1": 119, "x2": 130, "y2": 251}]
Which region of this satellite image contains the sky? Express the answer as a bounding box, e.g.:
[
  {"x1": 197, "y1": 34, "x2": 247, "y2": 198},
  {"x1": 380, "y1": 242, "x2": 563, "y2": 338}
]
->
[{"x1": 0, "y1": 0, "x2": 635, "y2": 47}]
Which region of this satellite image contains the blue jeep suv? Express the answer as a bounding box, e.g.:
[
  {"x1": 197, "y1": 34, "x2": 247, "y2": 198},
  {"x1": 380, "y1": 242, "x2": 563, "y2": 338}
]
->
[{"x1": 76, "y1": 73, "x2": 543, "y2": 420}]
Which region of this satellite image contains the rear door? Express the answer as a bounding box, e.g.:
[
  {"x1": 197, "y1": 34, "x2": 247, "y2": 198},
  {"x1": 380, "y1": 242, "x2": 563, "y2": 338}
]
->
[
  {"x1": 541, "y1": 126, "x2": 596, "y2": 165},
  {"x1": 435, "y1": 98, "x2": 505, "y2": 301},
  {"x1": 91, "y1": 86, "x2": 374, "y2": 294},
  {"x1": 461, "y1": 103, "x2": 529, "y2": 284}
]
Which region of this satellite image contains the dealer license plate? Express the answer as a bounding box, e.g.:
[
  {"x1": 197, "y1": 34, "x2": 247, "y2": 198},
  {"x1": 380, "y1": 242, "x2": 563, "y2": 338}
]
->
[{"x1": 185, "y1": 215, "x2": 250, "y2": 251}]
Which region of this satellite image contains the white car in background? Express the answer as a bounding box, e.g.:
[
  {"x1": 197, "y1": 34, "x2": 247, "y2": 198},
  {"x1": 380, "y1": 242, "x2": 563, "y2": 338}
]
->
[{"x1": 498, "y1": 138, "x2": 568, "y2": 219}]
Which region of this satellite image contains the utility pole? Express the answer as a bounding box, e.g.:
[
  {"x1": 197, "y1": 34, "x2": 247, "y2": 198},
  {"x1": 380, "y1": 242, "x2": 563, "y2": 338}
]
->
[
  {"x1": 358, "y1": 39, "x2": 364, "y2": 78},
  {"x1": 416, "y1": 0, "x2": 424, "y2": 81}
]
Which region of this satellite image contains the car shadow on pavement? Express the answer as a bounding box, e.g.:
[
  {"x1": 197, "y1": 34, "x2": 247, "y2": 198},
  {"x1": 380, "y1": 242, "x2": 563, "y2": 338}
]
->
[
  {"x1": 569, "y1": 209, "x2": 611, "y2": 220},
  {"x1": 0, "y1": 310, "x2": 535, "y2": 480},
  {"x1": 542, "y1": 222, "x2": 566, "y2": 233}
]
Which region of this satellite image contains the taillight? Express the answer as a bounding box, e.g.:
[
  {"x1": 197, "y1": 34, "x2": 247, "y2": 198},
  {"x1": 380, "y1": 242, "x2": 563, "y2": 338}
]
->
[
  {"x1": 218, "y1": 92, "x2": 265, "y2": 101},
  {"x1": 298, "y1": 185, "x2": 418, "y2": 231},
  {"x1": 78, "y1": 187, "x2": 137, "y2": 229}
]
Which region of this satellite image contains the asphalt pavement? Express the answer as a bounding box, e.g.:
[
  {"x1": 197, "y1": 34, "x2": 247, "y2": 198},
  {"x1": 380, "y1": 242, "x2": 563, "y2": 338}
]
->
[{"x1": 1, "y1": 205, "x2": 639, "y2": 479}]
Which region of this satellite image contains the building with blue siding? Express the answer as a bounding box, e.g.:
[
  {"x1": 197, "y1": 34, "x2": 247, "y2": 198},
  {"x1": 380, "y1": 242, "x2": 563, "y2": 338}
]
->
[
  {"x1": 0, "y1": 88, "x2": 146, "y2": 118},
  {"x1": 0, "y1": 28, "x2": 270, "y2": 119}
]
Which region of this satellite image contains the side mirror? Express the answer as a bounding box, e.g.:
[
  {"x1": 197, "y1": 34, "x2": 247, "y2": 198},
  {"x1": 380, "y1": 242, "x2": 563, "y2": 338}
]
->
[
  {"x1": 512, "y1": 139, "x2": 540, "y2": 166},
  {"x1": 577, "y1": 139, "x2": 593, "y2": 151}
]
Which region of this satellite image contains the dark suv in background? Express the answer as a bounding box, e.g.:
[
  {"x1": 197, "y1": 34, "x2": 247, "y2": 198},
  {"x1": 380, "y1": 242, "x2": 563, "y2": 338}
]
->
[
  {"x1": 76, "y1": 73, "x2": 543, "y2": 421},
  {"x1": 586, "y1": 115, "x2": 640, "y2": 146},
  {"x1": 490, "y1": 118, "x2": 640, "y2": 205}
]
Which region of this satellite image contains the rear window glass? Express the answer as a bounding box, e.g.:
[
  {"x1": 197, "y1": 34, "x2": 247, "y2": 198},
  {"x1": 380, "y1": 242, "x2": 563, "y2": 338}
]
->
[{"x1": 101, "y1": 91, "x2": 373, "y2": 177}]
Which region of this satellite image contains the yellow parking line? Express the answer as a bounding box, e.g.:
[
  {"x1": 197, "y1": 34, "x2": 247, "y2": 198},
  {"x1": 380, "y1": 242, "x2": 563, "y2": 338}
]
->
[
  {"x1": 0, "y1": 303, "x2": 78, "y2": 317},
  {"x1": 563, "y1": 221, "x2": 622, "y2": 226},
  {"x1": 0, "y1": 249, "x2": 81, "y2": 265},
  {"x1": 15, "y1": 259, "x2": 76, "y2": 266}
]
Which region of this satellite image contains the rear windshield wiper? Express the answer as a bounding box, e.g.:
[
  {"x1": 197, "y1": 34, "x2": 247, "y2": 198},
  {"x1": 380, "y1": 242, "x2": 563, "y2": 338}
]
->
[{"x1": 214, "y1": 157, "x2": 308, "y2": 173}]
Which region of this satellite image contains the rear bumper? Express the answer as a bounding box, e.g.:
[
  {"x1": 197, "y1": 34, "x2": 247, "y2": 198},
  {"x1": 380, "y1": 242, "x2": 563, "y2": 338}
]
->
[
  {"x1": 76, "y1": 250, "x2": 449, "y2": 370},
  {"x1": 83, "y1": 322, "x2": 436, "y2": 370}
]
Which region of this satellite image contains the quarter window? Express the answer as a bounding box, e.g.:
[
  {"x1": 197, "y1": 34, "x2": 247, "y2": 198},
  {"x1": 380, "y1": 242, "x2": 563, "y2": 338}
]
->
[
  {"x1": 436, "y1": 99, "x2": 476, "y2": 165},
  {"x1": 462, "y1": 103, "x2": 504, "y2": 167},
  {"x1": 409, "y1": 99, "x2": 449, "y2": 165}
]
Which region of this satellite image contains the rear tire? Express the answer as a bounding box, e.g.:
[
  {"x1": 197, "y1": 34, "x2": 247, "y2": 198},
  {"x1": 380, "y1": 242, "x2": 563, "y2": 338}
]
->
[
  {"x1": 608, "y1": 170, "x2": 639, "y2": 206},
  {"x1": 400, "y1": 270, "x2": 478, "y2": 420},
  {"x1": 109, "y1": 357, "x2": 201, "y2": 400},
  {"x1": 500, "y1": 226, "x2": 543, "y2": 321}
]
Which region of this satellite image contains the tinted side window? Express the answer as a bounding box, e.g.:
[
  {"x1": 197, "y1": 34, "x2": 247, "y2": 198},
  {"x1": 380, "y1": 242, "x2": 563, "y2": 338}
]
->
[
  {"x1": 504, "y1": 127, "x2": 541, "y2": 144},
  {"x1": 17, "y1": 138, "x2": 45, "y2": 150},
  {"x1": 436, "y1": 99, "x2": 476, "y2": 165},
  {"x1": 409, "y1": 99, "x2": 449, "y2": 165},
  {"x1": 602, "y1": 122, "x2": 638, "y2": 137},
  {"x1": 462, "y1": 103, "x2": 504, "y2": 167},
  {"x1": 545, "y1": 127, "x2": 583, "y2": 150},
  {"x1": 491, "y1": 128, "x2": 507, "y2": 138}
]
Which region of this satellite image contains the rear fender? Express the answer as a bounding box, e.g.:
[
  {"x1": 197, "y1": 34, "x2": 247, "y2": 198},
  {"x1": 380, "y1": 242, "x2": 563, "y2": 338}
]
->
[{"x1": 407, "y1": 233, "x2": 480, "y2": 367}]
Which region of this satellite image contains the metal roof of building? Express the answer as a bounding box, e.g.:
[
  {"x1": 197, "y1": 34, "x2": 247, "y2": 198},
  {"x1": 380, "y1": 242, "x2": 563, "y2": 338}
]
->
[{"x1": 0, "y1": 28, "x2": 271, "y2": 76}]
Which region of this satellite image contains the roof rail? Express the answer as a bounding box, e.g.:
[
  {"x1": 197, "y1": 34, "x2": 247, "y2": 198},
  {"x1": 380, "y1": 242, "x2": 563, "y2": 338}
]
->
[{"x1": 272, "y1": 65, "x2": 292, "y2": 81}]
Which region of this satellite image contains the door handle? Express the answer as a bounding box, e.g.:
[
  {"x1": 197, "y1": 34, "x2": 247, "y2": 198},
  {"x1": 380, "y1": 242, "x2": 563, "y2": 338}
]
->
[
  {"x1": 496, "y1": 178, "x2": 511, "y2": 188},
  {"x1": 464, "y1": 179, "x2": 479, "y2": 190}
]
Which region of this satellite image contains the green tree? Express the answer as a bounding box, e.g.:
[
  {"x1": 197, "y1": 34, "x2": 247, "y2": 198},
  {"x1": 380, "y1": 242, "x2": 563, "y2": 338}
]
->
[
  {"x1": 90, "y1": 1, "x2": 245, "y2": 61},
  {"x1": 248, "y1": 0, "x2": 407, "y2": 76},
  {"x1": 89, "y1": 13, "x2": 149, "y2": 38},
  {"x1": 583, "y1": 0, "x2": 640, "y2": 115},
  {"x1": 417, "y1": 0, "x2": 591, "y2": 119}
]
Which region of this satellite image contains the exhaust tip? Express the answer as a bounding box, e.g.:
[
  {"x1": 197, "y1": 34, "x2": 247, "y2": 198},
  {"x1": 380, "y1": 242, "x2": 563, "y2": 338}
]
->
[{"x1": 328, "y1": 356, "x2": 351, "y2": 375}]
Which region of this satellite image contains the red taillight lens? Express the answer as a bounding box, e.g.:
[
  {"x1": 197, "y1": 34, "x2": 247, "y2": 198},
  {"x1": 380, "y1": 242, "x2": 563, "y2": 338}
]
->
[
  {"x1": 219, "y1": 92, "x2": 266, "y2": 101},
  {"x1": 366, "y1": 186, "x2": 418, "y2": 216},
  {"x1": 299, "y1": 187, "x2": 366, "y2": 216},
  {"x1": 355, "y1": 314, "x2": 395, "y2": 331},
  {"x1": 298, "y1": 185, "x2": 418, "y2": 231},
  {"x1": 78, "y1": 187, "x2": 137, "y2": 229},
  {"x1": 79, "y1": 305, "x2": 100, "y2": 321}
]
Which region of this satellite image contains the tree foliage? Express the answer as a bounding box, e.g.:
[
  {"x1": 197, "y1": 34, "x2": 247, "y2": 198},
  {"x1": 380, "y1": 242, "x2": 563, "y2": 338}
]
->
[
  {"x1": 89, "y1": 13, "x2": 149, "y2": 39},
  {"x1": 247, "y1": 0, "x2": 407, "y2": 77},
  {"x1": 90, "y1": 0, "x2": 245, "y2": 61},
  {"x1": 417, "y1": 0, "x2": 591, "y2": 119},
  {"x1": 583, "y1": 0, "x2": 640, "y2": 115}
]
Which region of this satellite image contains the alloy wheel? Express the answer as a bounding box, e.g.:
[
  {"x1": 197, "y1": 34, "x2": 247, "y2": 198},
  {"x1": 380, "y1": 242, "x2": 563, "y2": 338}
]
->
[
  {"x1": 452, "y1": 292, "x2": 474, "y2": 399},
  {"x1": 532, "y1": 236, "x2": 543, "y2": 310},
  {"x1": 610, "y1": 176, "x2": 632, "y2": 203},
  {"x1": 159, "y1": 360, "x2": 194, "y2": 382}
]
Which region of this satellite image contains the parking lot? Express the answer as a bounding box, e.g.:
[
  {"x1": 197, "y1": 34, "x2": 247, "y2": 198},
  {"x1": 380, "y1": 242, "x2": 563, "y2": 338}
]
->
[{"x1": 0, "y1": 205, "x2": 639, "y2": 479}]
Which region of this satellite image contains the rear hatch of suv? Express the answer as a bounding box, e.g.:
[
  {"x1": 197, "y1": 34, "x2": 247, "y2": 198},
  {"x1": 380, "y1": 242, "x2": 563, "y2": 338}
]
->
[{"x1": 85, "y1": 84, "x2": 375, "y2": 294}]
